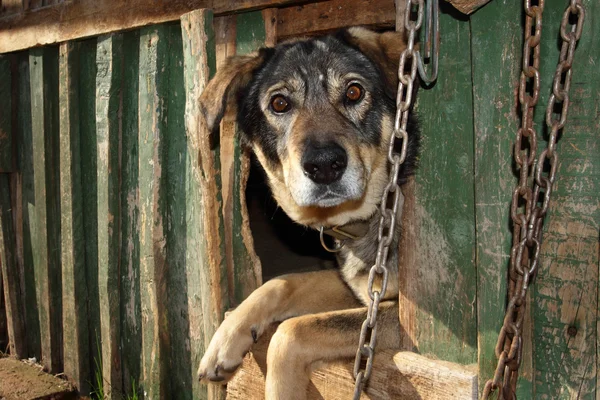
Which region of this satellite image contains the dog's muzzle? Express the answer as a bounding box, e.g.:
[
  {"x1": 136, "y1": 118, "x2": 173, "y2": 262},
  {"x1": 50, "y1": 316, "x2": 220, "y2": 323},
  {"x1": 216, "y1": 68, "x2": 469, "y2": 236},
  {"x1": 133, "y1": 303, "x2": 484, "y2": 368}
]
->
[{"x1": 301, "y1": 141, "x2": 347, "y2": 185}]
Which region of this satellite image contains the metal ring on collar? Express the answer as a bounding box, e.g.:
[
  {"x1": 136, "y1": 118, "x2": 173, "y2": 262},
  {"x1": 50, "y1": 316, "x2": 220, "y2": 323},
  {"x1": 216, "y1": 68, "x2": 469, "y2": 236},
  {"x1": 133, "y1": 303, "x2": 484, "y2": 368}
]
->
[{"x1": 319, "y1": 226, "x2": 344, "y2": 253}]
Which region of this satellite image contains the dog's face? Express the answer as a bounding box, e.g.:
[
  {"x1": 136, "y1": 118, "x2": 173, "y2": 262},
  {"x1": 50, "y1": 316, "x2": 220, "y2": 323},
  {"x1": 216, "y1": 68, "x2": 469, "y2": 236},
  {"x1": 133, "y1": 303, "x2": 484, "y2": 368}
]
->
[{"x1": 201, "y1": 28, "x2": 410, "y2": 228}]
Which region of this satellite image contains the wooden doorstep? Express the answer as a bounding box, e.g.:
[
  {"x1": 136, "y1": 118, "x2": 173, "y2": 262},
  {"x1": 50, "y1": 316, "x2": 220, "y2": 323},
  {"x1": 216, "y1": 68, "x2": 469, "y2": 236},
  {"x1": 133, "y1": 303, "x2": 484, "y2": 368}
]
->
[{"x1": 227, "y1": 326, "x2": 478, "y2": 400}]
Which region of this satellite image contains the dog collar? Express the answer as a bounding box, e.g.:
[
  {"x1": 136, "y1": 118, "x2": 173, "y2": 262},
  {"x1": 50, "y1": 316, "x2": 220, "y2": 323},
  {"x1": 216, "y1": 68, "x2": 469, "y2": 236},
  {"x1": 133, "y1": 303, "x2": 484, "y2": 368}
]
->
[{"x1": 319, "y1": 221, "x2": 370, "y2": 253}]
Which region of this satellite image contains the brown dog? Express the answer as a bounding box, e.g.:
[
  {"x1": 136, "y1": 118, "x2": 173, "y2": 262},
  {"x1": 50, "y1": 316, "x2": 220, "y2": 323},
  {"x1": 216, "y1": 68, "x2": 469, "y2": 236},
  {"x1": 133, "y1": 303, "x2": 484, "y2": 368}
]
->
[{"x1": 197, "y1": 27, "x2": 419, "y2": 399}]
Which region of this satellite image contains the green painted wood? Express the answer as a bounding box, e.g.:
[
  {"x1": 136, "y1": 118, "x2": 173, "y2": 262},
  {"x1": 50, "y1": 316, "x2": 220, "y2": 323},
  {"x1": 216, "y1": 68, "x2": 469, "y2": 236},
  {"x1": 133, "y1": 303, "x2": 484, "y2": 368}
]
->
[
  {"x1": 0, "y1": 173, "x2": 26, "y2": 358},
  {"x1": 402, "y1": 6, "x2": 477, "y2": 365},
  {"x1": 119, "y1": 29, "x2": 143, "y2": 400},
  {"x1": 29, "y1": 47, "x2": 62, "y2": 373},
  {"x1": 230, "y1": 11, "x2": 266, "y2": 303},
  {"x1": 58, "y1": 41, "x2": 90, "y2": 394},
  {"x1": 469, "y1": 0, "x2": 526, "y2": 395},
  {"x1": 0, "y1": 57, "x2": 12, "y2": 172},
  {"x1": 77, "y1": 37, "x2": 101, "y2": 387},
  {"x1": 138, "y1": 25, "x2": 171, "y2": 399},
  {"x1": 181, "y1": 10, "x2": 226, "y2": 400},
  {"x1": 16, "y1": 52, "x2": 42, "y2": 360},
  {"x1": 531, "y1": 0, "x2": 599, "y2": 397},
  {"x1": 95, "y1": 34, "x2": 123, "y2": 397},
  {"x1": 161, "y1": 22, "x2": 199, "y2": 400}
]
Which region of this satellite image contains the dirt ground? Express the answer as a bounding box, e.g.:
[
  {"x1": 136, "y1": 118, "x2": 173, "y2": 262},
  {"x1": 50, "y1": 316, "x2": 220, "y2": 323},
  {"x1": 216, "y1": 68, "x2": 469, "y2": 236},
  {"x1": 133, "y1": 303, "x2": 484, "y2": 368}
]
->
[{"x1": 0, "y1": 357, "x2": 76, "y2": 400}]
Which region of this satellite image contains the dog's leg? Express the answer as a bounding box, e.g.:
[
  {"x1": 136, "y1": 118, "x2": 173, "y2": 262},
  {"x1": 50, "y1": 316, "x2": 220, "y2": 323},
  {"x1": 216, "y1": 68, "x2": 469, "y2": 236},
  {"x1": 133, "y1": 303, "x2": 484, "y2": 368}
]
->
[
  {"x1": 198, "y1": 270, "x2": 361, "y2": 383},
  {"x1": 265, "y1": 303, "x2": 400, "y2": 400}
]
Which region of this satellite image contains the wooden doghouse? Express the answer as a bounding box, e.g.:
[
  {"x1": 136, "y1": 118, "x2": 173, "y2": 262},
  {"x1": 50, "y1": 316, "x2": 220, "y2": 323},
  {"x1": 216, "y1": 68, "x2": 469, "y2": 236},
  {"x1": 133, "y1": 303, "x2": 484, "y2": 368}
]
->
[{"x1": 0, "y1": 0, "x2": 598, "y2": 399}]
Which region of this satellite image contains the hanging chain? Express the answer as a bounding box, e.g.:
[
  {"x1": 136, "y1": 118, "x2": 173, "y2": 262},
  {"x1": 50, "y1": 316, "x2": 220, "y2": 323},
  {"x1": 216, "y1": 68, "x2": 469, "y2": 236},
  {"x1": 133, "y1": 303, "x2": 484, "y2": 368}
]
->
[
  {"x1": 482, "y1": 0, "x2": 585, "y2": 398},
  {"x1": 352, "y1": 0, "x2": 424, "y2": 398}
]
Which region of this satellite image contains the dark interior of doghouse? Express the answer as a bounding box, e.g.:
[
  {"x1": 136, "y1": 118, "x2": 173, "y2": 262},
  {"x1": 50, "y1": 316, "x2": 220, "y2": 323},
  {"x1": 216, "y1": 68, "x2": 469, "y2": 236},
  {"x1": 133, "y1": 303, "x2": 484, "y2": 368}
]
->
[{"x1": 245, "y1": 154, "x2": 337, "y2": 281}]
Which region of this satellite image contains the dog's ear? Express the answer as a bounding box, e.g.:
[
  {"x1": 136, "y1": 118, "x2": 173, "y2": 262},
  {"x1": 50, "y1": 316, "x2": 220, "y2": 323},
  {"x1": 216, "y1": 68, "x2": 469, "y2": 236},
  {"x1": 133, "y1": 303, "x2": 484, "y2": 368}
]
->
[
  {"x1": 338, "y1": 27, "x2": 407, "y2": 90},
  {"x1": 200, "y1": 48, "x2": 272, "y2": 133}
]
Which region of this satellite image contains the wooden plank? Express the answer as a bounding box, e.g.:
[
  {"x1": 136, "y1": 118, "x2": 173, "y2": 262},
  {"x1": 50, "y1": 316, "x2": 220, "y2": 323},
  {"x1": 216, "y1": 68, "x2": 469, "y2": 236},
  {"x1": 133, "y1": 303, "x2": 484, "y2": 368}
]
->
[
  {"x1": 398, "y1": 6, "x2": 477, "y2": 365},
  {"x1": 95, "y1": 34, "x2": 122, "y2": 397},
  {"x1": 58, "y1": 41, "x2": 90, "y2": 394},
  {"x1": 531, "y1": 0, "x2": 599, "y2": 397},
  {"x1": 162, "y1": 22, "x2": 197, "y2": 400},
  {"x1": 276, "y1": 0, "x2": 395, "y2": 41},
  {"x1": 0, "y1": 0, "x2": 319, "y2": 53},
  {"x1": 180, "y1": 10, "x2": 227, "y2": 400},
  {"x1": 469, "y1": 0, "x2": 526, "y2": 395},
  {"x1": 0, "y1": 264, "x2": 6, "y2": 352},
  {"x1": 77, "y1": 37, "x2": 101, "y2": 390},
  {"x1": 118, "y1": 29, "x2": 142, "y2": 400},
  {"x1": 15, "y1": 52, "x2": 41, "y2": 360},
  {"x1": 227, "y1": 326, "x2": 478, "y2": 399},
  {"x1": 0, "y1": 56, "x2": 11, "y2": 172},
  {"x1": 29, "y1": 47, "x2": 62, "y2": 373},
  {"x1": 0, "y1": 0, "x2": 23, "y2": 17},
  {"x1": 0, "y1": 173, "x2": 25, "y2": 358},
  {"x1": 137, "y1": 25, "x2": 170, "y2": 399}
]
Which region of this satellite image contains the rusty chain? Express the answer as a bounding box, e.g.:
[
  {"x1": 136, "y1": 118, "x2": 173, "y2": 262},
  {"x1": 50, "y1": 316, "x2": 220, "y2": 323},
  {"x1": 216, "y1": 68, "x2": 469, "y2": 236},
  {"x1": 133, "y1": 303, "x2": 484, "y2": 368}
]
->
[
  {"x1": 352, "y1": 0, "x2": 424, "y2": 398},
  {"x1": 482, "y1": 0, "x2": 585, "y2": 398}
]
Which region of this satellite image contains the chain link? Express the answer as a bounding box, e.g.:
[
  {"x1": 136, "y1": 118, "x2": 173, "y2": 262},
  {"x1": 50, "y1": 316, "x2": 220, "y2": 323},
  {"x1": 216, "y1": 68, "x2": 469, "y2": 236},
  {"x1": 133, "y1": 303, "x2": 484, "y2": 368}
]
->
[
  {"x1": 351, "y1": 0, "x2": 424, "y2": 398},
  {"x1": 482, "y1": 0, "x2": 585, "y2": 398}
]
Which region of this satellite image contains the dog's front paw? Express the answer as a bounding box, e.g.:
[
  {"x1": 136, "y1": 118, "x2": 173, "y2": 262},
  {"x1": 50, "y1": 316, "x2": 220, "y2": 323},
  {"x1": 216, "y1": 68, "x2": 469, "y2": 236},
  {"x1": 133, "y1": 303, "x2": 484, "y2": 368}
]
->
[{"x1": 197, "y1": 324, "x2": 257, "y2": 384}]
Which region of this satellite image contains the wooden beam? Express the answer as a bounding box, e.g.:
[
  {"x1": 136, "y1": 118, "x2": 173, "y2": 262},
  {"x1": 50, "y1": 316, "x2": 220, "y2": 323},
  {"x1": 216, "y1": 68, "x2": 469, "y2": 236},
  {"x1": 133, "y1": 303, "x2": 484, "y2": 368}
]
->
[
  {"x1": 227, "y1": 326, "x2": 478, "y2": 399},
  {"x1": 276, "y1": 0, "x2": 396, "y2": 41},
  {"x1": 96, "y1": 34, "x2": 123, "y2": 397},
  {"x1": 0, "y1": 0, "x2": 320, "y2": 53},
  {"x1": 180, "y1": 10, "x2": 228, "y2": 400},
  {"x1": 0, "y1": 173, "x2": 26, "y2": 358},
  {"x1": 0, "y1": 56, "x2": 12, "y2": 172},
  {"x1": 137, "y1": 25, "x2": 170, "y2": 399},
  {"x1": 58, "y1": 41, "x2": 90, "y2": 394},
  {"x1": 29, "y1": 47, "x2": 62, "y2": 373}
]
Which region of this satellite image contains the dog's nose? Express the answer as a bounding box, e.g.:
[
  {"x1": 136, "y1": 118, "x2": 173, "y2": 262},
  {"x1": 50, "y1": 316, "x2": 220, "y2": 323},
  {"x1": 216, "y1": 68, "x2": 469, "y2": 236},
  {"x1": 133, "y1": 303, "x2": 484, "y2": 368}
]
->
[{"x1": 302, "y1": 141, "x2": 348, "y2": 185}]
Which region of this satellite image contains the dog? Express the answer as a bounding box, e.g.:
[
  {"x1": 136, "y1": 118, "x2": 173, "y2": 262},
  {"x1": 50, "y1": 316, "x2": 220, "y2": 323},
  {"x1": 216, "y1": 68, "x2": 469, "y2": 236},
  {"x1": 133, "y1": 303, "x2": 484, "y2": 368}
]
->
[{"x1": 197, "y1": 27, "x2": 419, "y2": 399}]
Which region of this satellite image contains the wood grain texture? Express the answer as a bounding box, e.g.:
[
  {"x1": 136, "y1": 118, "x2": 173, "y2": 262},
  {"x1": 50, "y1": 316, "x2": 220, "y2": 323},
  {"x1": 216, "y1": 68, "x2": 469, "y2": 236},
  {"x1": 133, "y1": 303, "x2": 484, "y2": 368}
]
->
[
  {"x1": 445, "y1": 0, "x2": 491, "y2": 15},
  {"x1": 276, "y1": 0, "x2": 395, "y2": 41},
  {"x1": 0, "y1": 56, "x2": 12, "y2": 172},
  {"x1": 29, "y1": 47, "x2": 62, "y2": 373},
  {"x1": 138, "y1": 26, "x2": 170, "y2": 399},
  {"x1": 96, "y1": 34, "x2": 123, "y2": 397},
  {"x1": 0, "y1": 0, "x2": 317, "y2": 53},
  {"x1": 398, "y1": 5, "x2": 477, "y2": 366},
  {"x1": 531, "y1": 0, "x2": 599, "y2": 397},
  {"x1": 469, "y1": 0, "x2": 525, "y2": 395},
  {"x1": 0, "y1": 173, "x2": 26, "y2": 358},
  {"x1": 227, "y1": 326, "x2": 478, "y2": 399},
  {"x1": 118, "y1": 29, "x2": 143, "y2": 400},
  {"x1": 181, "y1": 11, "x2": 227, "y2": 400},
  {"x1": 58, "y1": 41, "x2": 90, "y2": 394}
]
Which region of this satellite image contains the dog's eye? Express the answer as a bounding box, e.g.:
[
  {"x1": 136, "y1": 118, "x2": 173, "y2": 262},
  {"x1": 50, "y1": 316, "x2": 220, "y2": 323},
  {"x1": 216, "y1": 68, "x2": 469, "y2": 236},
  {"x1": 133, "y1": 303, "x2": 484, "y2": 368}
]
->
[
  {"x1": 346, "y1": 84, "x2": 364, "y2": 102},
  {"x1": 270, "y1": 95, "x2": 291, "y2": 113}
]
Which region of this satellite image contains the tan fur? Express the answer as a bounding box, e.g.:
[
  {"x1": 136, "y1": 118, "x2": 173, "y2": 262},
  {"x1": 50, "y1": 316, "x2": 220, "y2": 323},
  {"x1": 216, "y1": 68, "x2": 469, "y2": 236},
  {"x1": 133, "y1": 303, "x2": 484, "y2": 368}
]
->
[{"x1": 197, "y1": 28, "x2": 409, "y2": 399}]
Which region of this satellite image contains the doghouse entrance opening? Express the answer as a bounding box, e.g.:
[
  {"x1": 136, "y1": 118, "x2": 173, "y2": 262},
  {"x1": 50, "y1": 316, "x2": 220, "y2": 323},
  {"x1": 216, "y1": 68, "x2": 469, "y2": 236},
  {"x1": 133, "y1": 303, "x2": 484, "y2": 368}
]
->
[{"x1": 245, "y1": 154, "x2": 336, "y2": 281}]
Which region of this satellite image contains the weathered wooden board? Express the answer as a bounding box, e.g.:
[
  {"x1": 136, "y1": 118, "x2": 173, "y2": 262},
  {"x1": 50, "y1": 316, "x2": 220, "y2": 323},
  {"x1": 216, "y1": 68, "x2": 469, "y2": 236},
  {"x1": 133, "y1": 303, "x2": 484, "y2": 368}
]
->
[
  {"x1": 95, "y1": 34, "x2": 123, "y2": 397},
  {"x1": 28, "y1": 47, "x2": 62, "y2": 373},
  {"x1": 118, "y1": 29, "x2": 143, "y2": 400},
  {"x1": 398, "y1": 5, "x2": 477, "y2": 365},
  {"x1": 227, "y1": 326, "x2": 478, "y2": 399},
  {"x1": 77, "y1": 37, "x2": 101, "y2": 391},
  {"x1": 531, "y1": 0, "x2": 599, "y2": 397},
  {"x1": 0, "y1": 173, "x2": 25, "y2": 358},
  {"x1": 181, "y1": 10, "x2": 228, "y2": 400},
  {"x1": 0, "y1": 56, "x2": 12, "y2": 172},
  {"x1": 276, "y1": 0, "x2": 395, "y2": 41},
  {"x1": 15, "y1": 52, "x2": 42, "y2": 361},
  {"x1": 469, "y1": 0, "x2": 525, "y2": 395},
  {"x1": 0, "y1": 0, "x2": 317, "y2": 53},
  {"x1": 58, "y1": 41, "x2": 90, "y2": 394},
  {"x1": 137, "y1": 26, "x2": 170, "y2": 398}
]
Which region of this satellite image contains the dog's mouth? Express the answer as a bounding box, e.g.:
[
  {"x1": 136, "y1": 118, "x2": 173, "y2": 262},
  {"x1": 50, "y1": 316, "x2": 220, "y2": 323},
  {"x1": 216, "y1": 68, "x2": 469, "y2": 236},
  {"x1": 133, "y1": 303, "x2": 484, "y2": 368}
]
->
[
  {"x1": 290, "y1": 177, "x2": 365, "y2": 209},
  {"x1": 311, "y1": 188, "x2": 352, "y2": 208}
]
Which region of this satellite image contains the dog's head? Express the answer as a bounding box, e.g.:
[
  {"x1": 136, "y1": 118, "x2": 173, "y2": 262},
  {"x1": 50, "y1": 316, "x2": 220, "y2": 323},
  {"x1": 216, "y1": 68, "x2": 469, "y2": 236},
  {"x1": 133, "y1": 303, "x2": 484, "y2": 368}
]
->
[{"x1": 201, "y1": 27, "x2": 418, "y2": 229}]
